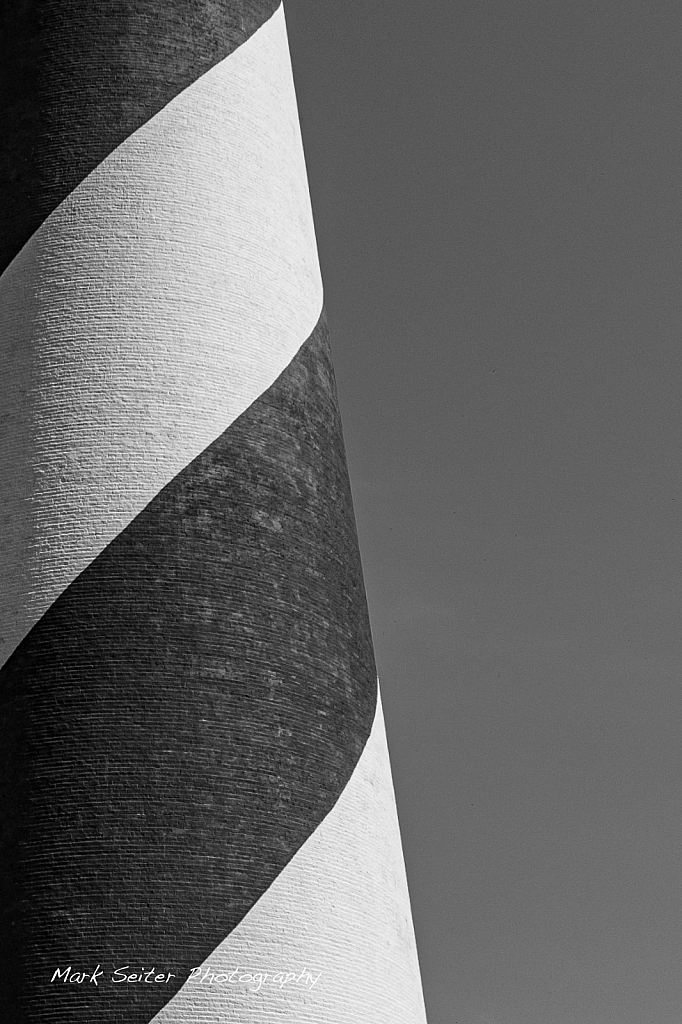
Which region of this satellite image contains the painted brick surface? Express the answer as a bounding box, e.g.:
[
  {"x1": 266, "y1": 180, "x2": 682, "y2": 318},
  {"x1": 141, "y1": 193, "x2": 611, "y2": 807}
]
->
[
  {"x1": 0, "y1": 314, "x2": 377, "y2": 1023},
  {"x1": 152, "y1": 689, "x2": 429, "y2": 1024},
  {"x1": 0, "y1": 7, "x2": 322, "y2": 670},
  {"x1": 0, "y1": 3, "x2": 429, "y2": 1023},
  {"x1": 0, "y1": 0, "x2": 279, "y2": 273}
]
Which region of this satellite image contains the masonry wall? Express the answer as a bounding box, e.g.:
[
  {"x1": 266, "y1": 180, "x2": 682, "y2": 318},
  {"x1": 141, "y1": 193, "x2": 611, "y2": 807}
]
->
[{"x1": 0, "y1": 4, "x2": 428, "y2": 1021}]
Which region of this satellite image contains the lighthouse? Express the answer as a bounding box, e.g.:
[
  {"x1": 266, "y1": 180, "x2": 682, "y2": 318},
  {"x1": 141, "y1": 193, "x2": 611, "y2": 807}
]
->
[{"x1": 0, "y1": 3, "x2": 428, "y2": 1021}]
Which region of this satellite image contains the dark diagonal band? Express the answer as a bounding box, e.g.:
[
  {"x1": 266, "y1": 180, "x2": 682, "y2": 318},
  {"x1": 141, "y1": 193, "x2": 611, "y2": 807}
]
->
[{"x1": 0, "y1": 311, "x2": 377, "y2": 1024}]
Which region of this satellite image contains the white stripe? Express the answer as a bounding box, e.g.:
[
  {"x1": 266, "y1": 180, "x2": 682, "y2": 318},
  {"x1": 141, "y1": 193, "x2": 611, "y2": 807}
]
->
[
  {"x1": 0, "y1": 4, "x2": 322, "y2": 669},
  {"x1": 152, "y1": 684, "x2": 429, "y2": 1024}
]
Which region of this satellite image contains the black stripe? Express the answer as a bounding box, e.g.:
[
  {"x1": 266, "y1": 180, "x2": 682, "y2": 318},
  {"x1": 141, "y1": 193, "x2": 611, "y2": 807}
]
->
[
  {"x1": 0, "y1": 0, "x2": 281, "y2": 276},
  {"x1": 0, "y1": 311, "x2": 377, "y2": 1023}
]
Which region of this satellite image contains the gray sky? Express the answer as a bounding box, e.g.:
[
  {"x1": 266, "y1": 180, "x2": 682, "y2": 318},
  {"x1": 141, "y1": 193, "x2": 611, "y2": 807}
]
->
[{"x1": 285, "y1": 2, "x2": 682, "y2": 1022}]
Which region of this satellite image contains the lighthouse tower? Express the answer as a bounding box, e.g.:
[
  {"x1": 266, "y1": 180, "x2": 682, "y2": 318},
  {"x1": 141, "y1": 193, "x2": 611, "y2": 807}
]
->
[{"x1": 0, "y1": 3, "x2": 428, "y2": 1021}]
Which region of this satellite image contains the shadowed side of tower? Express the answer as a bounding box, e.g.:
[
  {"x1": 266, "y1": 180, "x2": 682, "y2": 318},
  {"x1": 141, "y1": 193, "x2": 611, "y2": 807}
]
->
[{"x1": 0, "y1": 3, "x2": 429, "y2": 1022}]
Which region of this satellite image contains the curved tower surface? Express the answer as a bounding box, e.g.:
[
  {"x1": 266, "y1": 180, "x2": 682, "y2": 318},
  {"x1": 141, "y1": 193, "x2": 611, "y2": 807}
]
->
[{"x1": 0, "y1": 3, "x2": 428, "y2": 1022}]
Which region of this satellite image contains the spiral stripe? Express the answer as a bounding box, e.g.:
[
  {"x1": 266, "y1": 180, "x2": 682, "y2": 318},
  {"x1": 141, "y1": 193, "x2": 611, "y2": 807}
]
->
[
  {"x1": 0, "y1": 0, "x2": 280, "y2": 275},
  {"x1": 0, "y1": 5, "x2": 322, "y2": 671},
  {"x1": 153, "y1": 688, "x2": 429, "y2": 1024},
  {"x1": 0, "y1": 3, "x2": 428, "y2": 1023}
]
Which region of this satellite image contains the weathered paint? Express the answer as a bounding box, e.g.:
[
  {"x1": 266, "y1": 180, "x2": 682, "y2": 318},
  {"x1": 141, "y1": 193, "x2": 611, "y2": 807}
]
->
[
  {"x1": 0, "y1": 312, "x2": 377, "y2": 1022},
  {"x1": 0, "y1": 0, "x2": 279, "y2": 273},
  {"x1": 152, "y1": 686, "x2": 429, "y2": 1024},
  {"x1": 0, "y1": 6, "x2": 322, "y2": 671},
  {"x1": 0, "y1": 2, "x2": 429, "y2": 1022}
]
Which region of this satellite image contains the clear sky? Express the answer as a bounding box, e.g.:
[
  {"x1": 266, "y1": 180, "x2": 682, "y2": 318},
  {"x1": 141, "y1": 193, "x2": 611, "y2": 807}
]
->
[{"x1": 285, "y1": 2, "x2": 682, "y2": 1022}]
